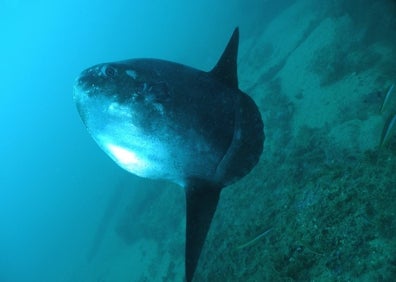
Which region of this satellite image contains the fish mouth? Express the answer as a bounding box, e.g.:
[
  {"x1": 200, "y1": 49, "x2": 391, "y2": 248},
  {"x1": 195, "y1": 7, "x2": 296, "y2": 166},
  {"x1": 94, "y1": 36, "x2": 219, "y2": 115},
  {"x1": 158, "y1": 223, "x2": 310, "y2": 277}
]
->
[
  {"x1": 73, "y1": 77, "x2": 86, "y2": 105},
  {"x1": 73, "y1": 71, "x2": 102, "y2": 104},
  {"x1": 73, "y1": 87, "x2": 87, "y2": 125},
  {"x1": 73, "y1": 77, "x2": 81, "y2": 96},
  {"x1": 73, "y1": 74, "x2": 95, "y2": 126},
  {"x1": 73, "y1": 72, "x2": 91, "y2": 93}
]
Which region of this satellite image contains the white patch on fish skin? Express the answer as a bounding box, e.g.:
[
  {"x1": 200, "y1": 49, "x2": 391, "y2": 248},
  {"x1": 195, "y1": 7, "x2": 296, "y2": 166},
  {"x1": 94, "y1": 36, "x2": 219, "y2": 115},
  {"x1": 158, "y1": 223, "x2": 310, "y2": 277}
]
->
[
  {"x1": 99, "y1": 65, "x2": 107, "y2": 77},
  {"x1": 108, "y1": 102, "x2": 132, "y2": 118},
  {"x1": 126, "y1": 70, "x2": 137, "y2": 79},
  {"x1": 153, "y1": 103, "x2": 164, "y2": 115},
  {"x1": 106, "y1": 143, "x2": 146, "y2": 170}
]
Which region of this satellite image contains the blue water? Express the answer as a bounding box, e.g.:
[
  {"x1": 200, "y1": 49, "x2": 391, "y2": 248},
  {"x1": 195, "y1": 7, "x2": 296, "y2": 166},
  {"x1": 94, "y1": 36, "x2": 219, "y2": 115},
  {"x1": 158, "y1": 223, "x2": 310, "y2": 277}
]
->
[
  {"x1": 4, "y1": 1, "x2": 395, "y2": 281},
  {"x1": 0, "y1": 1, "x2": 275, "y2": 281}
]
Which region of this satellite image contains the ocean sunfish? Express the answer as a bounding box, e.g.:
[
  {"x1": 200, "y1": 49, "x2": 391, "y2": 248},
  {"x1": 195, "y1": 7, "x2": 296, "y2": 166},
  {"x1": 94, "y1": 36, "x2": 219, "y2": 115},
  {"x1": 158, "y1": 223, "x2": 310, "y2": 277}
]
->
[{"x1": 73, "y1": 27, "x2": 264, "y2": 281}]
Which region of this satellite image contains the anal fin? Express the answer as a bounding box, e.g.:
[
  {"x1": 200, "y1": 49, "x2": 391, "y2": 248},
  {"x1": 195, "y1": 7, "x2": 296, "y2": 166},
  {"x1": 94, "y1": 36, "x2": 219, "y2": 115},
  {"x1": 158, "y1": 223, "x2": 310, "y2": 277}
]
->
[{"x1": 185, "y1": 179, "x2": 222, "y2": 282}]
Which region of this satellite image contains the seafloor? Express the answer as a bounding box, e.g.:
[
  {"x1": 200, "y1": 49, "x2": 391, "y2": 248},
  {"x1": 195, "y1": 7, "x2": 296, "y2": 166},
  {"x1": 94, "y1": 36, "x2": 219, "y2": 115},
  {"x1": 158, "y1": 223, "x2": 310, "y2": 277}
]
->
[{"x1": 78, "y1": 0, "x2": 396, "y2": 281}]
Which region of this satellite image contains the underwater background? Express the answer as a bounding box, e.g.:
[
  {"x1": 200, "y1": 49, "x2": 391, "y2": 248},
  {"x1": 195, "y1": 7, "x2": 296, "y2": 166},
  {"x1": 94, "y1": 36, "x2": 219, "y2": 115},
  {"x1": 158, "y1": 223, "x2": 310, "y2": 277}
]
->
[{"x1": 1, "y1": 0, "x2": 395, "y2": 281}]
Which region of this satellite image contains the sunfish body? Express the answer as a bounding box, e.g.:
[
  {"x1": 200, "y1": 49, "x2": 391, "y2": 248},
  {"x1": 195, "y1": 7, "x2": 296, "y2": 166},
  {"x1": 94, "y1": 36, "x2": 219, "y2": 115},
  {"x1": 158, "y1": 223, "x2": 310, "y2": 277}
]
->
[{"x1": 73, "y1": 28, "x2": 264, "y2": 281}]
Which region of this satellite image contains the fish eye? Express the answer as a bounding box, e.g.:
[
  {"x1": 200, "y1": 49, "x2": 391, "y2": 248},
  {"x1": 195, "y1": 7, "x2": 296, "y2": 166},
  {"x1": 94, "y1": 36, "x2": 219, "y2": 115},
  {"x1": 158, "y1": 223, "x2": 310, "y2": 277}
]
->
[
  {"x1": 105, "y1": 66, "x2": 116, "y2": 77},
  {"x1": 101, "y1": 65, "x2": 116, "y2": 77}
]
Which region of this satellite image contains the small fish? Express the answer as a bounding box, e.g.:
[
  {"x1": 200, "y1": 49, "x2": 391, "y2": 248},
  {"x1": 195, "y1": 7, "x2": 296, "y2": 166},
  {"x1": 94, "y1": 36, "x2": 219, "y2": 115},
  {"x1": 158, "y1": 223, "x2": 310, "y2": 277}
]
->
[
  {"x1": 380, "y1": 83, "x2": 394, "y2": 113},
  {"x1": 236, "y1": 227, "x2": 272, "y2": 250},
  {"x1": 380, "y1": 113, "x2": 396, "y2": 147}
]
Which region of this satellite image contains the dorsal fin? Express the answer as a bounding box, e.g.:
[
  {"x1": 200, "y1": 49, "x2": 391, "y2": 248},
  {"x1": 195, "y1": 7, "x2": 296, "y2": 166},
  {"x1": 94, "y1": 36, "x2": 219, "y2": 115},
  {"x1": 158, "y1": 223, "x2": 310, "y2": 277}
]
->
[{"x1": 210, "y1": 27, "x2": 239, "y2": 89}]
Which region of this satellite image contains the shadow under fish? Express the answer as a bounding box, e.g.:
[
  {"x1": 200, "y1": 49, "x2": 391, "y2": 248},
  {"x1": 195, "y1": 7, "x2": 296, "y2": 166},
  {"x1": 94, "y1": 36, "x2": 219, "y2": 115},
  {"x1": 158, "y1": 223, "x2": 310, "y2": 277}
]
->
[{"x1": 86, "y1": 180, "x2": 127, "y2": 262}]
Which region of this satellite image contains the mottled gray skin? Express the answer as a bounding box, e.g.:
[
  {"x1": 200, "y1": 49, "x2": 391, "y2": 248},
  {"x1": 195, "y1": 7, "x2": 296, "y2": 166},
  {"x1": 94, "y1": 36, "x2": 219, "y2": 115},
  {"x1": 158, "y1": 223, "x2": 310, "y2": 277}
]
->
[
  {"x1": 74, "y1": 59, "x2": 263, "y2": 187},
  {"x1": 74, "y1": 28, "x2": 264, "y2": 282}
]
